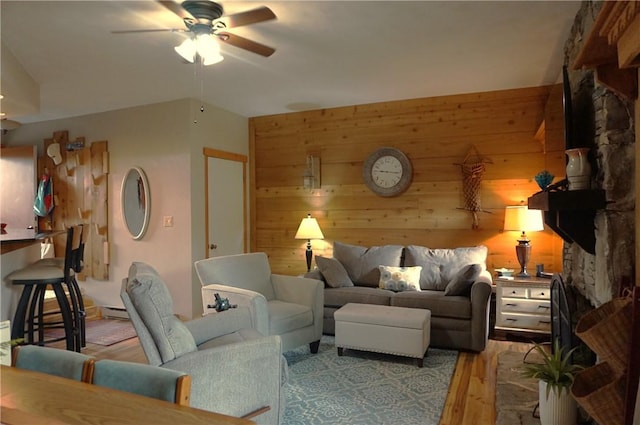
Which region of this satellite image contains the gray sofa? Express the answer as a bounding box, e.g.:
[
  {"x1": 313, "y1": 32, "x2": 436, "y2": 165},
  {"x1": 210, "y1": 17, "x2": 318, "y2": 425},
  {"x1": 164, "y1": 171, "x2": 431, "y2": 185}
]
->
[{"x1": 306, "y1": 242, "x2": 493, "y2": 352}]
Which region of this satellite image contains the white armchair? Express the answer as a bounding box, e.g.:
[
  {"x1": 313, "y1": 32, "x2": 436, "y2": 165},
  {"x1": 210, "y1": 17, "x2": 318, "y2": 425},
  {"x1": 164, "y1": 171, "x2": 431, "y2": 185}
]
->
[
  {"x1": 122, "y1": 262, "x2": 286, "y2": 425},
  {"x1": 195, "y1": 253, "x2": 324, "y2": 353}
]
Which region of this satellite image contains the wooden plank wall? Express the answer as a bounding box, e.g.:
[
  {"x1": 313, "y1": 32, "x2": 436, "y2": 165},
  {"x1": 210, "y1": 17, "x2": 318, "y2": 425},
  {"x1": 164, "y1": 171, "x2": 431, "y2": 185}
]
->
[
  {"x1": 38, "y1": 130, "x2": 109, "y2": 280},
  {"x1": 249, "y1": 85, "x2": 566, "y2": 276}
]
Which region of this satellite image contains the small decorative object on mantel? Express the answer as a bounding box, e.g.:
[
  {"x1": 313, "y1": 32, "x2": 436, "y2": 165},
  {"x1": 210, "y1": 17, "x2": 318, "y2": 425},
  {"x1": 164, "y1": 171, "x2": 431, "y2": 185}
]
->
[
  {"x1": 454, "y1": 145, "x2": 492, "y2": 229},
  {"x1": 534, "y1": 170, "x2": 555, "y2": 191},
  {"x1": 565, "y1": 147, "x2": 591, "y2": 190},
  {"x1": 208, "y1": 293, "x2": 237, "y2": 312}
]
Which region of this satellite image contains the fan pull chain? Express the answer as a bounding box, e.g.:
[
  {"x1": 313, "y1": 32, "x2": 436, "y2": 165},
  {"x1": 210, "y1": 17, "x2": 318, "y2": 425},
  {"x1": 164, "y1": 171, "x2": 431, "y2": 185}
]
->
[
  {"x1": 192, "y1": 59, "x2": 206, "y2": 124},
  {"x1": 200, "y1": 59, "x2": 205, "y2": 114}
]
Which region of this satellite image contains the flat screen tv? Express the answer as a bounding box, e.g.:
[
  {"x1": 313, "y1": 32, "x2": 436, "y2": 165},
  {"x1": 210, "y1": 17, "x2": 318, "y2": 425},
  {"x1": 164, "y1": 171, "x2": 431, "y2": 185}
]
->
[{"x1": 562, "y1": 65, "x2": 574, "y2": 150}]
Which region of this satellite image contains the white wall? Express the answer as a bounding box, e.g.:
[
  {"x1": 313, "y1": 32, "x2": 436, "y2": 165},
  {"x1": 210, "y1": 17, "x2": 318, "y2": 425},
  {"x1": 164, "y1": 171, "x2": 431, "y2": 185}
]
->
[
  {"x1": 2, "y1": 99, "x2": 248, "y2": 320},
  {"x1": 186, "y1": 99, "x2": 249, "y2": 315}
]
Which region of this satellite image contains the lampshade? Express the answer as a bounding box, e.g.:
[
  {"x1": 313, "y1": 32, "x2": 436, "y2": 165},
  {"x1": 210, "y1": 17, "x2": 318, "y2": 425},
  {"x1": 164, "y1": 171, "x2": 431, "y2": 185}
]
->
[
  {"x1": 174, "y1": 35, "x2": 224, "y2": 66},
  {"x1": 503, "y1": 206, "x2": 544, "y2": 234},
  {"x1": 175, "y1": 38, "x2": 197, "y2": 63},
  {"x1": 295, "y1": 214, "x2": 324, "y2": 240},
  {"x1": 196, "y1": 34, "x2": 224, "y2": 65}
]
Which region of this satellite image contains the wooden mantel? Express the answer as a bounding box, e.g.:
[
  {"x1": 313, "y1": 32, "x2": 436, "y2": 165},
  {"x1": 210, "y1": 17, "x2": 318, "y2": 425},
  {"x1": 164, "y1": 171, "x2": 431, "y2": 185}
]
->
[{"x1": 573, "y1": 1, "x2": 640, "y2": 99}]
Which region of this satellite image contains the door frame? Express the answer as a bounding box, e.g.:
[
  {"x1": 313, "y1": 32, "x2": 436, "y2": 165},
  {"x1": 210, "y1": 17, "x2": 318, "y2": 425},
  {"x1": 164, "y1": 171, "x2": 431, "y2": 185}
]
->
[{"x1": 203, "y1": 147, "x2": 248, "y2": 258}]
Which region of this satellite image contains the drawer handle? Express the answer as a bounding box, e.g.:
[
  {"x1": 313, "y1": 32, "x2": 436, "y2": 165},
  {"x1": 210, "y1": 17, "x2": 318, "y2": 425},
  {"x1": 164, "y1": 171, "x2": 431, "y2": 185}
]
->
[
  {"x1": 511, "y1": 290, "x2": 517, "y2": 294},
  {"x1": 539, "y1": 292, "x2": 545, "y2": 296},
  {"x1": 505, "y1": 303, "x2": 518, "y2": 307},
  {"x1": 506, "y1": 318, "x2": 517, "y2": 322},
  {"x1": 539, "y1": 320, "x2": 551, "y2": 325},
  {"x1": 538, "y1": 305, "x2": 550, "y2": 309}
]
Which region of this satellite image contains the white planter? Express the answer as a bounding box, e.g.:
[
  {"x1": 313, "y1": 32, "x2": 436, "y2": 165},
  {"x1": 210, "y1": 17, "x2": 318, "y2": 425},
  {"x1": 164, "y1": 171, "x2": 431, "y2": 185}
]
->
[
  {"x1": 538, "y1": 380, "x2": 577, "y2": 425},
  {"x1": 565, "y1": 147, "x2": 591, "y2": 190}
]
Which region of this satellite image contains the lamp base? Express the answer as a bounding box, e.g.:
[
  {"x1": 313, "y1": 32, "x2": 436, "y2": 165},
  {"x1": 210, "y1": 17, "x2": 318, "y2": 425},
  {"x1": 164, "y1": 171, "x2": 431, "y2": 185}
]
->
[
  {"x1": 515, "y1": 241, "x2": 531, "y2": 279},
  {"x1": 305, "y1": 241, "x2": 313, "y2": 273}
]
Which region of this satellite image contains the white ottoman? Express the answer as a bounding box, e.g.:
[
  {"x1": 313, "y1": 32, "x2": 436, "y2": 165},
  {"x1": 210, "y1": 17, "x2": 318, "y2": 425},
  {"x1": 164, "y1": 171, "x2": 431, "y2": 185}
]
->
[{"x1": 334, "y1": 303, "x2": 431, "y2": 367}]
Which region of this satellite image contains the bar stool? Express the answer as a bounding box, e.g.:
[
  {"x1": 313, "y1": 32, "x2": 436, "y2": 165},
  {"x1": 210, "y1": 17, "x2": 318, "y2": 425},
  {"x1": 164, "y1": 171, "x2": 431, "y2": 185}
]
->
[
  {"x1": 35, "y1": 225, "x2": 86, "y2": 348},
  {"x1": 8, "y1": 226, "x2": 83, "y2": 351}
]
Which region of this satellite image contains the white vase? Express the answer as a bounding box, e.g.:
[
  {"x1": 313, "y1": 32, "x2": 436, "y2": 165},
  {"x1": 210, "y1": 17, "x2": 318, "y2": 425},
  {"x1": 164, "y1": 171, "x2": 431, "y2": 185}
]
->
[
  {"x1": 538, "y1": 381, "x2": 577, "y2": 425},
  {"x1": 565, "y1": 147, "x2": 591, "y2": 190}
]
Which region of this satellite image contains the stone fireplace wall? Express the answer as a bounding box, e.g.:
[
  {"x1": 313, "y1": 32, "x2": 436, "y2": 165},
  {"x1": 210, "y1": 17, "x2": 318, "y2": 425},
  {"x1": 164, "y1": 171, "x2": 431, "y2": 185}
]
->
[{"x1": 562, "y1": 0, "x2": 635, "y2": 308}]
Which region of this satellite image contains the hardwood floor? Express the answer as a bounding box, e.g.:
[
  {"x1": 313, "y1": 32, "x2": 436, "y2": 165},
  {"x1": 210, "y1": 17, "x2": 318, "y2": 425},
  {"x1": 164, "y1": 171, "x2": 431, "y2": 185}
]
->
[
  {"x1": 440, "y1": 339, "x2": 533, "y2": 425},
  {"x1": 51, "y1": 325, "x2": 532, "y2": 425}
]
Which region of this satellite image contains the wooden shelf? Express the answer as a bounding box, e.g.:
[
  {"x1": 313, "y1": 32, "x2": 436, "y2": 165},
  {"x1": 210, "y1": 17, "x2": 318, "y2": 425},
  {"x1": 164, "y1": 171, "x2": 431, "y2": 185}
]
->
[
  {"x1": 528, "y1": 190, "x2": 606, "y2": 255},
  {"x1": 528, "y1": 189, "x2": 606, "y2": 211},
  {"x1": 572, "y1": 1, "x2": 640, "y2": 100}
]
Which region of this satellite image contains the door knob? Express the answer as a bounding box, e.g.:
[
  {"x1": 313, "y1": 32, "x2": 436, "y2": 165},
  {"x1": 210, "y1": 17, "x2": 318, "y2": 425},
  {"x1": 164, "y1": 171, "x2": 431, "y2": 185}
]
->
[{"x1": 209, "y1": 243, "x2": 218, "y2": 250}]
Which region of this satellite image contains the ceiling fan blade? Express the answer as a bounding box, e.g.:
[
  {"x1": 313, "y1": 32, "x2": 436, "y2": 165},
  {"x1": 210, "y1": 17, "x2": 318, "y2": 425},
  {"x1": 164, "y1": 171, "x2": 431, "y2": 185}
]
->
[
  {"x1": 218, "y1": 32, "x2": 275, "y2": 57},
  {"x1": 158, "y1": 1, "x2": 195, "y2": 20},
  {"x1": 222, "y1": 6, "x2": 276, "y2": 28},
  {"x1": 112, "y1": 28, "x2": 187, "y2": 34}
]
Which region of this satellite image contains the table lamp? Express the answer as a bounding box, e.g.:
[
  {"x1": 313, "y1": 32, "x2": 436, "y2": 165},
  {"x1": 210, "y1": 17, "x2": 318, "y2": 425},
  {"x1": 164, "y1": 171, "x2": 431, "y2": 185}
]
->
[
  {"x1": 503, "y1": 206, "x2": 544, "y2": 277},
  {"x1": 295, "y1": 213, "x2": 324, "y2": 272}
]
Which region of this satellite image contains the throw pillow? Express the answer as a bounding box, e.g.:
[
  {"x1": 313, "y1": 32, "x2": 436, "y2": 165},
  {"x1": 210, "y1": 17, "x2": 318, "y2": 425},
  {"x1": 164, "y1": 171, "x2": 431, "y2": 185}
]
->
[
  {"x1": 378, "y1": 265, "x2": 422, "y2": 292},
  {"x1": 315, "y1": 256, "x2": 354, "y2": 288},
  {"x1": 333, "y1": 241, "x2": 403, "y2": 287},
  {"x1": 444, "y1": 263, "x2": 482, "y2": 296},
  {"x1": 127, "y1": 262, "x2": 198, "y2": 363},
  {"x1": 404, "y1": 245, "x2": 488, "y2": 290}
]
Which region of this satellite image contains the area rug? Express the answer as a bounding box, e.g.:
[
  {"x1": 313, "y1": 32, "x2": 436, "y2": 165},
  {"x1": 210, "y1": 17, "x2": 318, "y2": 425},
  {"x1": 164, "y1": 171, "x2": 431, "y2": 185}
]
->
[
  {"x1": 45, "y1": 319, "x2": 137, "y2": 346},
  {"x1": 495, "y1": 350, "x2": 540, "y2": 425},
  {"x1": 282, "y1": 336, "x2": 458, "y2": 425}
]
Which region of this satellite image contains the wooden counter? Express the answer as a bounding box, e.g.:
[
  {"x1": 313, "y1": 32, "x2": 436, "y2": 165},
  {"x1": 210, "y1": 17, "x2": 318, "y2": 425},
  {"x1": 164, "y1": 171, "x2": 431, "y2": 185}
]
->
[{"x1": 0, "y1": 229, "x2": 64, "y2": 255}]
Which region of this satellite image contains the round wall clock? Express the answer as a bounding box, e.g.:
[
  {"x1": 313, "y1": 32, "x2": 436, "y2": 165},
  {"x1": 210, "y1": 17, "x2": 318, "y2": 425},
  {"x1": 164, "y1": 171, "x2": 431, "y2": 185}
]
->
[{"x1": 362, "y1": 147, "x2": 413, "y2": 197}]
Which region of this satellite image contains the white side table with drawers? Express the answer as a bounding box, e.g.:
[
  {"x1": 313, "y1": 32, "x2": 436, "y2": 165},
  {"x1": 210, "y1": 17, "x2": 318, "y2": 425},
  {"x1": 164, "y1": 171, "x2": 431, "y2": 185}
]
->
[{"x1": 495, "y1": 276, "x2": 552, "y2": 334}]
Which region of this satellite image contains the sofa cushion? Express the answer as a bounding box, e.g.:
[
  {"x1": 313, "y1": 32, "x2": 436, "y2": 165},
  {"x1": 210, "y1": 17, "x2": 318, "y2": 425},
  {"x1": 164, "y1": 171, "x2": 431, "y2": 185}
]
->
[
  {"x1": 390, "y1": 291, "x2": 472, "y2": 320},
  {"x1": 126, "y1": 262, "x2": 197, "y2": 364},
  {"x1": 403, "y1": 245, "x2": 488, "y2": 290},
  {"x1": 444, "y1": 264, "x2": 482, "y2": 296},
  {"x1": 378, "y1": 265, "x2": 422, "y2": 292},
  {"x1": 333, "y1": 241, "x2": 403, "y2": 287},
  {"x1": 324, "y1": 286, "x2": 394, "y2": 308},
  {"x1": 315, "y1": 256, "x2": 353, "y2": 288}
]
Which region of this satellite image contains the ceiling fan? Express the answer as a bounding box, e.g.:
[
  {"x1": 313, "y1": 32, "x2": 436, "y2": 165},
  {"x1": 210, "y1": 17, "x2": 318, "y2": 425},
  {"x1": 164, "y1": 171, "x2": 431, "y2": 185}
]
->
[{"x1": 113, "y1": 0, "x2": 277, "y2": 64}]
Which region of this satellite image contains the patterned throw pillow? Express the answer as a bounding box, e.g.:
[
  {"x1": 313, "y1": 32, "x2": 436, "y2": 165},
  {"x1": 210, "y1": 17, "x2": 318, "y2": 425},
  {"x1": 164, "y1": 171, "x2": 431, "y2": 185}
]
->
[{"x1": 378, "y1": 265, "x2": 422, "y2": 292}]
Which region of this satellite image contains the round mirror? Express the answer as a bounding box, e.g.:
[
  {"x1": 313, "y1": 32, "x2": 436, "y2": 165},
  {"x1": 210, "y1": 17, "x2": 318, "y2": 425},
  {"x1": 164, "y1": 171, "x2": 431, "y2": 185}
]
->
[{"x1": 121, "y1": 167, "x2": 150, "y2": 240}]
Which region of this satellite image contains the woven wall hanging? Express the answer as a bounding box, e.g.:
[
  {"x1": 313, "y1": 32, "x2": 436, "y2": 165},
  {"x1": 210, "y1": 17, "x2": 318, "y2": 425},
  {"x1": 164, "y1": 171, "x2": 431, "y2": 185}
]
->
[{"x1": 455, "y1": 146, "x2": 492, "y2": 229}]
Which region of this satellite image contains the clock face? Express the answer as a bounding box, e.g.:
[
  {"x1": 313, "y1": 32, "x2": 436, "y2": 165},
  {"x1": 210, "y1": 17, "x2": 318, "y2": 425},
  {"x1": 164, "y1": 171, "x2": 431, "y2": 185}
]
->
[
  {"x1": 372, "y1": 156, "x2": 403, "y2": 188},
  {"x1": 362, "y1": 147, "x2": 412, "y2": 197}
]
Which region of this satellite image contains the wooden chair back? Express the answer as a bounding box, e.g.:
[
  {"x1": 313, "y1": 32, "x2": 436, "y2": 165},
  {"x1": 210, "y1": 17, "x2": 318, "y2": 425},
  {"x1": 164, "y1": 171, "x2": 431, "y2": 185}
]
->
[
  {"x1": 92, "y1": 359, "x2": 191, "y2": 405},
  {"x1": 12, "y1": 345, "x2": 95, "y2": 382}
]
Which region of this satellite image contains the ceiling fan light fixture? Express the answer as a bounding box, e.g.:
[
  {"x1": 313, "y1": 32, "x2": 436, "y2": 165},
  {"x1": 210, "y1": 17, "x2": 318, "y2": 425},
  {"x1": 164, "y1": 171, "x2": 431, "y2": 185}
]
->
[
  {"x1": 174, "y1": 38, "x2": 196, "y2": 63},
  {"x1": 196, "y1": 34, "x2": 224, "y2": 65}
]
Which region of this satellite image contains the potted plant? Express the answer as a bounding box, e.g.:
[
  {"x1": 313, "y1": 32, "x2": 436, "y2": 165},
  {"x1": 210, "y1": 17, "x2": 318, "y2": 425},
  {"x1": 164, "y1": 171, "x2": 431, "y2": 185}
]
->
[{"x1": 522, "y1": 339, "x2": 583, "y2": 425}]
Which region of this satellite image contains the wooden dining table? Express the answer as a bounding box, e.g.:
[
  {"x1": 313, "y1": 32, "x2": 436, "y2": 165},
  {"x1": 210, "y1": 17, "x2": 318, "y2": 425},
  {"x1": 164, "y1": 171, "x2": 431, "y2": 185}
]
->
[{"x1": 0, "y1": 365, "x2": 255, "y2": 425}]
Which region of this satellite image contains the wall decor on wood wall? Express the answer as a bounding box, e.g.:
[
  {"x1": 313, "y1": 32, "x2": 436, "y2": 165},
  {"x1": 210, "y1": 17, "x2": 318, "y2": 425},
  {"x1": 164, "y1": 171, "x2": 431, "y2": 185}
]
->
[
  {"x1": 38, "y1": 130, "x2": 109, "y2": 280},
  {"x1": 455, "y1": 145, "x2": 492, "y2": 229},
  {"x1": 362, "y1": 147, "x2": 413, "y2": 197}
]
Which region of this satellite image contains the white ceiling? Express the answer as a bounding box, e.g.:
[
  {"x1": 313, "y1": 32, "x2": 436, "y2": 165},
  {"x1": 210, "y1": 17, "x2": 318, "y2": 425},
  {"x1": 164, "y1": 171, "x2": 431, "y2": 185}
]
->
[{"x1": 1, "y1": 1, "x2": 581, "y2": 124}]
